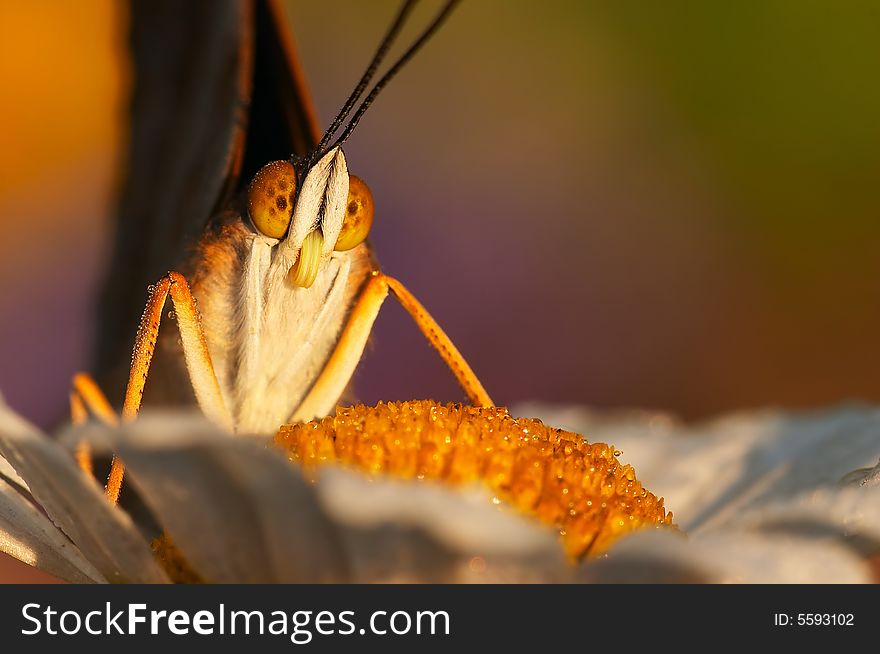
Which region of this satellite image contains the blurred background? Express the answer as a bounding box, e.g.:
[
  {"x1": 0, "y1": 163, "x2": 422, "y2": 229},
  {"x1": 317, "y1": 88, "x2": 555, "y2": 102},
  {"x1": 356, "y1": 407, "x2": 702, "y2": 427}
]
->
[{"x1": 1, "y1": 0, "x2": 880, "y2": 578}]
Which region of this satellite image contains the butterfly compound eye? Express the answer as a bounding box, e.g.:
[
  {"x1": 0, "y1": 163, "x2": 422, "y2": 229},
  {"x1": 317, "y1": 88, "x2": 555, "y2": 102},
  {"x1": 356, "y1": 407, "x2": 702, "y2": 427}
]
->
[
  {"x1": 247, "y1": 160, "x2": 297, "y2": 238},
  {"x1": 334, "y1": 175, "x2": 374, "y2": 251}
]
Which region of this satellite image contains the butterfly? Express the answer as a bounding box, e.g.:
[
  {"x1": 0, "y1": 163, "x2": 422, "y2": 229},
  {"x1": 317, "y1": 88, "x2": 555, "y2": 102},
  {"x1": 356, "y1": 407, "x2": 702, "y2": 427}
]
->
[{"x1": 71, "y1": 0, "x2": 491, "y2": 501}]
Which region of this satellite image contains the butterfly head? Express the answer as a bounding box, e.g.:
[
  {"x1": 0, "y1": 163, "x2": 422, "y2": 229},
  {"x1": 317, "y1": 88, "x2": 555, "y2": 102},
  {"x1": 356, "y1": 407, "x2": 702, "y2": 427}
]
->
[
  {"x1": 242, "y1": 0, "x2": 457, "y2": 288},
  {"x1": 246, "y1": 150, "x2": 374, "y2": 288}
]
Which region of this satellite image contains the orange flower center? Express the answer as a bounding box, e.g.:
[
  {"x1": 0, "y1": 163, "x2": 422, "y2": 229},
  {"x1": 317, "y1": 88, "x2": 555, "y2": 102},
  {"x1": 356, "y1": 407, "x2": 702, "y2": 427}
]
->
[{"x1": 275, "y1": 401, "x2": 674, "y2": 559}]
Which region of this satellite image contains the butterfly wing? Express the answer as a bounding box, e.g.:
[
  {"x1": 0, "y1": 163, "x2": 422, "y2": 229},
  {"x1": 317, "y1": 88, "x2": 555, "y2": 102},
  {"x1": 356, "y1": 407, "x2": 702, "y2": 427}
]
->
[
  {"x1": 241, "y1": 0, "x2": 321, "y2": 180},
  {"x1": 96, "y1": 0, "x2": 320, "y2": 389}
]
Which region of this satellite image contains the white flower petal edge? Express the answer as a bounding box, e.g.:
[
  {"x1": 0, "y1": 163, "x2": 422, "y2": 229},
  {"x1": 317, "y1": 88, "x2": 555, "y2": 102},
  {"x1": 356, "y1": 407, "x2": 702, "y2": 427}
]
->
[
  {"x1": 0, "y1": 449, "x2": 29, "y2": 493},
  {"x1": 71, "y1": 412, "x2": 349, "y2": 583},
  {"x1": 589, "y1": 529, "x2": 870, "y2": 583},
  {"x1": 0, "y1": 476, "x2": 105, "y2": 583},
  {"x1": 0, "y1": 398, "x2": 168, "y2": 583},
  {"x1": 315, "y1": 468, "x2": 572, "y2": 583},
  {"x1": 841, "y1": 459, "x2": 880, "y2": 487}
]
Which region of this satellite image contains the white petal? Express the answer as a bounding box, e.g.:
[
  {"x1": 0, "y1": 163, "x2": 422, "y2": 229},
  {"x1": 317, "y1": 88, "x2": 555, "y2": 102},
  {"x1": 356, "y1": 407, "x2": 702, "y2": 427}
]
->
[
  {"x1": 0, "y1": 399, "x2": 168, "y2": 583},
  {"x1": 589, "y1": 529, "x2": 871, "y2": 583},
  {"x1": 318, "y1": 468, "x2": 558, "y2": 554},
  {"x1": 841, "y1": 459, "x2": 880, "y2": 488},
  {"x1": 684, "y1": 408, "x2": 880, "y2": 532},
  {"x1": 85, "y1": 412, "x2": 348, "y2": 583},
  {"x1": 316, "y1": 468, "x2": 571, "y2": 582},
  {"x1": 0, "y1": 449, "x2": 29, "y2": 492},
  {"x1": 0, "y1": 477, "x2": 105, "y2": 583},
  {"x1": 730, "y1": 484, "x2": 880, "y2": 560}
]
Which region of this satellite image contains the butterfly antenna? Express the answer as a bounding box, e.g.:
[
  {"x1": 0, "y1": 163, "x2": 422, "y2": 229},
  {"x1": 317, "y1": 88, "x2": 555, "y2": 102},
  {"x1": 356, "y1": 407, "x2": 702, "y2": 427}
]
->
[
  {"x1": 314, "y1": 0, "x2": 419, "y2": 158},
  {"x1": 329, "y1": 0, "x2": 460, "y2": 152}
]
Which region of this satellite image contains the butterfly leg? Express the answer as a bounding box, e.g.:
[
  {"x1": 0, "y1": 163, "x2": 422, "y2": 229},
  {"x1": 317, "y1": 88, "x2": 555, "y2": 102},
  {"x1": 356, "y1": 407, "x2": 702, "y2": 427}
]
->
[
  {"x1": 292, "y1": 272, "x2": 493, "y2": 423},
  {"x1": 77, "y1": 272, "x2": 233, "y2": 504},
  {"x1": 124, "y1": 271, "x2": 233, "y2": 431},
  {"x1": 69, "y1": 372, "x2": 119, "y2": 488},
  {"x1": 86, "y1": 272, "x2": 232, "y2": 504}
]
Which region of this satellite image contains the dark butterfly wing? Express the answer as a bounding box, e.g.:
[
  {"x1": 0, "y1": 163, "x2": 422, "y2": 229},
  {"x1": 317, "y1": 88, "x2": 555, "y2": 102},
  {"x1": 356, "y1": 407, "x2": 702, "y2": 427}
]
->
[
  {"x1": 95, "y1": 0, "x2": 320, "y2": 388},
  {"x1": 241, "y1": 0, "x2": 321, "y2": 180}
]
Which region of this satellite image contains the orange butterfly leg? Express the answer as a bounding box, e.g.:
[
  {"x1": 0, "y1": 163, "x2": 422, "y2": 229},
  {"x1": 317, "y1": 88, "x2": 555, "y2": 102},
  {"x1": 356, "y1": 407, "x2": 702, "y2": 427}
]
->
[
  {"x1": 123, "y1": 272, "x2": 232, "y2": 430},
  {"x1": 292, "y1": 272, "x2": 493, "y2": 423},
  {"x1": 69, "y1": 372, "x2": 124, "y2": 502},
  {"x1": 383, "y1": 275, "x2": 493, "y2": 407},
  {"x1": 70, "y1": 272, "x2": 232, "y2": 504}
]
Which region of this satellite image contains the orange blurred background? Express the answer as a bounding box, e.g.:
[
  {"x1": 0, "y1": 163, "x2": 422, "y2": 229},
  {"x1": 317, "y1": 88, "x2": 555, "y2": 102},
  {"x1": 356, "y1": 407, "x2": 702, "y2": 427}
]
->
[{"x1": 2, "y1": 0, "x2": 880, "y2": 580}]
